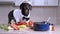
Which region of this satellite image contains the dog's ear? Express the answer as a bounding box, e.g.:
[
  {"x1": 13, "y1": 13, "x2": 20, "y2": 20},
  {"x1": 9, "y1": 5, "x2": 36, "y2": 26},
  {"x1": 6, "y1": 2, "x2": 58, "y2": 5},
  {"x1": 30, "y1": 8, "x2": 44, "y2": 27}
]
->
[
  {"x1": 29, "y1": 4, "x2": 32, "y2": 10},
  {"x1": 20, "y1": 3, "x2": 23, "y2": 9}
]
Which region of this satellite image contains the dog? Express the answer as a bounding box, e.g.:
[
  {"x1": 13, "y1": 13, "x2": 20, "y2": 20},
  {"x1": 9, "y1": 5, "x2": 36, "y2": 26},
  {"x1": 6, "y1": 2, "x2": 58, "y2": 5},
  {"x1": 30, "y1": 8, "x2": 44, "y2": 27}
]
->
[{"x1": 8, "y1": 2, "x2": 32, "y2": 25}]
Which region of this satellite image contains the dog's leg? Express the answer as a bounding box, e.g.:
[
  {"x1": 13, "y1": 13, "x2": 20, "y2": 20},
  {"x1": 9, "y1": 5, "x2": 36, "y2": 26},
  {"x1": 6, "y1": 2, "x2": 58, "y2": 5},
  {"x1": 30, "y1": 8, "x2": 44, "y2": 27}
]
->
[
  {"x1": 8, "y1": 10, "x2": 14, "y2": 25},
  {"x1": 8, "y1": 18, "x2": 11, "y2": 26},
  {"x1": 13, "y1": 19, "x2": 16, "y2": 24}
]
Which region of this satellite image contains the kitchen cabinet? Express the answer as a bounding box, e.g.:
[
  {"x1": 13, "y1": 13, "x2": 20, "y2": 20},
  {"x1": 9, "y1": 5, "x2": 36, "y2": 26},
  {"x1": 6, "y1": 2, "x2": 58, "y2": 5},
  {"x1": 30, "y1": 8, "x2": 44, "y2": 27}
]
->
[
  {"x1": 48, "y1": 0, "x2": 58, "y2": 6},
  {"x1": 32, "y1": 0, "x2": 45, "y2": 6},
  {"x1": 14, "y1": 0, "x2": 58, "y2": 6},
  {"x1": 32, "y1": 0, "x2": 58, "y2": 6},
  {"x1": 14, "y1": 0, "x2": 45, "y2": 6}
]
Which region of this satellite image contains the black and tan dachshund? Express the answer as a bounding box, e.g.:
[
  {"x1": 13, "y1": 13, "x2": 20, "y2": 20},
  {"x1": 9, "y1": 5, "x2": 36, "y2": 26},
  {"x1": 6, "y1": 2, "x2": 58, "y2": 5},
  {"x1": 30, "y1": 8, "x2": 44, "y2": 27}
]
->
[{"x1": 8, "y1": 2, "x2": 32, "y2": 24}]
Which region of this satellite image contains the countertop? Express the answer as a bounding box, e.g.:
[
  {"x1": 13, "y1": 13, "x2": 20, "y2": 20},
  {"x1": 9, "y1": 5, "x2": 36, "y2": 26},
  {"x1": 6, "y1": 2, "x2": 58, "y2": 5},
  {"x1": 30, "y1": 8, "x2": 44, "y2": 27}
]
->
[{"x1": 0, "y1": 25, "x2": 60, "y2": 34}]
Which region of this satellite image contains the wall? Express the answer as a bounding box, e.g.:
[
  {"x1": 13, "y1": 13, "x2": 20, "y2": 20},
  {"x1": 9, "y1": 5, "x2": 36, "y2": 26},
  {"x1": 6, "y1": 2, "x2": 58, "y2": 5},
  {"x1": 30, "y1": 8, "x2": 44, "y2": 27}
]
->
[
  {"x1": 31, "y1": 6, "x2": 58, "y2": 25},
  {"x1": 0, "y1": 4, "x2": 58, "y2": 25},
  {"x1": 0, "y1": 5, "x2": 13, "y2": 24}
]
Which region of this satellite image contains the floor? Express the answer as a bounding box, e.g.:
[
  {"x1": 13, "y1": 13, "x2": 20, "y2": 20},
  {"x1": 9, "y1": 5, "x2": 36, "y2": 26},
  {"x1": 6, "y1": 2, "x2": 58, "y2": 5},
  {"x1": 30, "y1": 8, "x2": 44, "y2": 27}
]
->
[{"x1": 0, "y1": 25, "x2": 60, "y2": 34}]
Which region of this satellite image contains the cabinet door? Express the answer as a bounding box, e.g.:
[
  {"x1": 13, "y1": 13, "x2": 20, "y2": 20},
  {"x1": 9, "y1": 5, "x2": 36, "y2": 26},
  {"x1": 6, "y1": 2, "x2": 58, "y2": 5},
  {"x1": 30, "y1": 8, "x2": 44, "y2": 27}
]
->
[
  {"x1": 33, "y1": 0, "x2": 45, "y2": 6},
  {"x1": 48, "y1": 0, "x2": 58, "y2": 6}
]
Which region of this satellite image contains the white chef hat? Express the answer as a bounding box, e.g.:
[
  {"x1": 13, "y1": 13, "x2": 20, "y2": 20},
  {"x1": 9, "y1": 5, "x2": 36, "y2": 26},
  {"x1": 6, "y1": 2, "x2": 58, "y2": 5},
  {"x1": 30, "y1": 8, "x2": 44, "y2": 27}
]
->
[{"x1": 22, "y1": 0, "x2": 32, "y2": 5}]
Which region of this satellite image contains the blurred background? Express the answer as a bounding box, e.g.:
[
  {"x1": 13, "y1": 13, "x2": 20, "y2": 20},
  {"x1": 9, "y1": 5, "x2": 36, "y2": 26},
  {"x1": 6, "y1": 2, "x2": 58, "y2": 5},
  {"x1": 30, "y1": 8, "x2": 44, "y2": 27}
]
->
[{"x1": 0, "y1": 0, "x2": 60, "y2": 25}]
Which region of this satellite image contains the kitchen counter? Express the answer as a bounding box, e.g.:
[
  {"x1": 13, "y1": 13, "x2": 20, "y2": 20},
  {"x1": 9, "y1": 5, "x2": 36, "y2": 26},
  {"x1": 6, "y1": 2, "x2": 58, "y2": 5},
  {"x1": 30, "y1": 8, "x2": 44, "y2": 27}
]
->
[{"x1": 0, "y1": 25, "x2": 60, "y2": 34}]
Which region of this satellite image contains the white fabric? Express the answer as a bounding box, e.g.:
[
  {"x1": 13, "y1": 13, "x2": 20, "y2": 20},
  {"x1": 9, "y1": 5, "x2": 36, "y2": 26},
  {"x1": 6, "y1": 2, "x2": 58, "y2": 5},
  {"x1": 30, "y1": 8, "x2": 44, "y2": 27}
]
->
[
  {"x1": 13, "y1": 9, "x2": 30, "y2": 23},
  {"x1": 23, "y1": 0, "x2": 32, "y2": 5},
  {"x1": 23, "y1": 14, "x2": 30, "y2": 23},
  {"x1": 13, "y1": 9, "x2": 23, "y2": 22}
]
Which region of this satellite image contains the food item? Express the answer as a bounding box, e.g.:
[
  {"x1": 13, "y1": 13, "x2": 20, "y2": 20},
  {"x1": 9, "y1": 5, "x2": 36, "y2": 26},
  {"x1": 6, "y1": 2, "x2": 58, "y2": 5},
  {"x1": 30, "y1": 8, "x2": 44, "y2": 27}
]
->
[
  {"x1": 18, "y1": 25, "x2": 27, "y2": 28},
  {"x1": 8, "y1": 26, "x2": 13, "y2": 30},
  {"x1": 0, "y1": 24, "x2": 9, "y2": 31},
  {"x1": 52, "y1": 24, "x2": 55, "y2": 31},
  {"x1": 20, "y1": 21, "x2": 27, "y2": 25},
  {"x1": 15, "y1": 21, "x2": 27, "y2": 26},
  {"x1": 0, "y1": 25, "x2": 3, "y2": 29},
  {"x1": 10, "y1": 24, "x2": 19, "y2": 30},
  {"x1": 28, "y1": 20, "x2": 33, "y2": 27}
]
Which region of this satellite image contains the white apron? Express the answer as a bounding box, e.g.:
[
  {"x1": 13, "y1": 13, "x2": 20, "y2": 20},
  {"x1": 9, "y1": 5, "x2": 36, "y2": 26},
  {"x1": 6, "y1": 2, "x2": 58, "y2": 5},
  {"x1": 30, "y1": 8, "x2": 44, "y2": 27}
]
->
[{"x1": 13, "y1": 9, "x2": 30, "y2": 23}]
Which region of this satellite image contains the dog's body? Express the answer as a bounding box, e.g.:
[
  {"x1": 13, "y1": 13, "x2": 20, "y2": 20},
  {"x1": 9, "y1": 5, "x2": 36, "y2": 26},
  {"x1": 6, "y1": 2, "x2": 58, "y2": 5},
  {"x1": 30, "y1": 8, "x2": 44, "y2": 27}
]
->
[
  {"x1": 8, "y1": 9, "x2": 30, "y2": 24},
  {"x1": 8, "y1": 2, "x2": 32, "y2": 24}
]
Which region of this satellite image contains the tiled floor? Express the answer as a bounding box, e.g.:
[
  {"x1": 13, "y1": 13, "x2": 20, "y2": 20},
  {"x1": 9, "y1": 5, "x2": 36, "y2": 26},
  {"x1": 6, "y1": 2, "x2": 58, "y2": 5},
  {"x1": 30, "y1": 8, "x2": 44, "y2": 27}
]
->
[{"x1": 0, "y1": 25, "x2": 60, "y2": 34}]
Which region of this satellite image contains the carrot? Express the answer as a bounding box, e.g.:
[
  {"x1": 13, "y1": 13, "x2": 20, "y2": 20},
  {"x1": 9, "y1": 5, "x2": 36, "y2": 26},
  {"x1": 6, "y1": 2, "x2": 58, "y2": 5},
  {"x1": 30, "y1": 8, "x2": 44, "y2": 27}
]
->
[
  {"x1": 16, "y1": 21, "x2": 27, "y2": 26},
  {"x1": 10, "y1": 24, "x2": 19, "y2": 30},
  {"x1": 20, "y1": 21, "x2": 27, "y2": 25}
]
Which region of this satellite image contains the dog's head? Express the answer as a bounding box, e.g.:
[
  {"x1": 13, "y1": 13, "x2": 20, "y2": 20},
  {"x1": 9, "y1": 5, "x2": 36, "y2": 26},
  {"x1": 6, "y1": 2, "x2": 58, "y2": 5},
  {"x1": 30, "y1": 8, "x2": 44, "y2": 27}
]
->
[
  {"x1": 20, "y1": 3, "x2": 32, "y2": 10},
  {"x1": 20, "y1": 3, "x2": 32, "y2": 16}
]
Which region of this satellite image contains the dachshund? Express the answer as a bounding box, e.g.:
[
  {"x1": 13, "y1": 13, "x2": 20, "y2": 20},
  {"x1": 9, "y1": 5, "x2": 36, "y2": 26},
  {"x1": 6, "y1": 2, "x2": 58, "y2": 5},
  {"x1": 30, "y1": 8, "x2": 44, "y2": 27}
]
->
[{"x1": 8, "y1": 2, "x2": 32, "y2": 25}]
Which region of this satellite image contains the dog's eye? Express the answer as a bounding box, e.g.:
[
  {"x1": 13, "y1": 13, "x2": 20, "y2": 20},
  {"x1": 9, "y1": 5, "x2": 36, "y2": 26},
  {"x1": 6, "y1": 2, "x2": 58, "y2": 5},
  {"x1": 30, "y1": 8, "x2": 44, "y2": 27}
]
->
[{"x1": 23, "y1": 6, "x2": 29, "y2": 10}]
